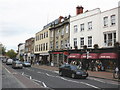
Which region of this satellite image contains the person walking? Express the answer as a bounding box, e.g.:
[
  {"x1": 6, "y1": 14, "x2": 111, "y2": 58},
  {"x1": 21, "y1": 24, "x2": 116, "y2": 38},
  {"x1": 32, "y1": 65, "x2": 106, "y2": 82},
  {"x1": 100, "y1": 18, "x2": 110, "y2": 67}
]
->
[{"x1": 91, "y1": 60, "x2": 94, "y2": 71}]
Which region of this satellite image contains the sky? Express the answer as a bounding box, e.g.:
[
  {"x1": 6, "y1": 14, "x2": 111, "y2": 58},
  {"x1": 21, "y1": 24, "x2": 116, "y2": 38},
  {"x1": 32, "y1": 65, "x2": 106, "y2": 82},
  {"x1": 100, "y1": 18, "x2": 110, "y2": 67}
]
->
[{"x1": 0, "y1": 0, "x2": 120, "y2": 51}]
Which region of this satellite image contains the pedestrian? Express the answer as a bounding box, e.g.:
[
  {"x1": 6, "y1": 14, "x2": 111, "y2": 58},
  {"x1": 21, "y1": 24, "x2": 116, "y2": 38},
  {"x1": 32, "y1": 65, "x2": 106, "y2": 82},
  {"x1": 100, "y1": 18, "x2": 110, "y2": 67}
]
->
[
  {"x1": 91, "y1": 60, "x2": 94, "y2": 71},
  {"x1": 95, "y1": 60, "x2": 99, "y2": 71}
]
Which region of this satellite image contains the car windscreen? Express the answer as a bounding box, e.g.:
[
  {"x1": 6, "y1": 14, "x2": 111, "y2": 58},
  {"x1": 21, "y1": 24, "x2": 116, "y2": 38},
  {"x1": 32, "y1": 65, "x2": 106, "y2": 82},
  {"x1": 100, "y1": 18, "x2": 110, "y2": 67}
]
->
[{"x1": 16, "y1": 61, "x2": 22, "y2": 64}]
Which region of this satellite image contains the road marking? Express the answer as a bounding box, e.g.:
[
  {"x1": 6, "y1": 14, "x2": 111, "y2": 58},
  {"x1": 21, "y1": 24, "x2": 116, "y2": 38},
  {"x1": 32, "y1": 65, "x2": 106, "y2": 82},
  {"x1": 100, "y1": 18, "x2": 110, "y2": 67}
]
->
[
  {"x1": 37, "y1": 71, "x2": 44, "y2": 74},
  {"x1": 42, "y1": 82, "x2": 47, "y2": 88},
  {"x1": 2, "y1": 65, "x2": 11, "y2": 74},
  {"x1": 46, "y1": 73, "x2": 56, "y2": 77},
  {"x1": 80, "y1": 82, "x2": 100, "y2": 89},
  {"x1": 32, "y1": 79, "x2": 48, "y2": 88},
  {"x1": 25, "y1": 68, "x2": 34, "y2": 71}
]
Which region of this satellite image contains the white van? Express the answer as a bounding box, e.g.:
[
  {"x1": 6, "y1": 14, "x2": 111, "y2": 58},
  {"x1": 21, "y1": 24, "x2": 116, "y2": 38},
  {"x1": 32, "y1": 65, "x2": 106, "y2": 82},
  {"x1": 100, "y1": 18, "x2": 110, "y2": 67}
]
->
[{"x1": 6, "y1": 59, "x2": 13, "y2": 65}]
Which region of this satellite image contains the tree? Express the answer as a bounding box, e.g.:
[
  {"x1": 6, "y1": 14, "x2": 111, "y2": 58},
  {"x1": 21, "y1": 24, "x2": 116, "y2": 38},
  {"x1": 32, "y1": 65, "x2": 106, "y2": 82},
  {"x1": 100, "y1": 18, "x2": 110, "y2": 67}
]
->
[
  {"x1": 0, "y1": 44, "x2": 6, "y2": 56},
  {"x1": 6, "y1": 49, "x2": 17, "y2": 59},
  {"x1": 2, "y1": 46, "x2": 6, "y2": 55}
]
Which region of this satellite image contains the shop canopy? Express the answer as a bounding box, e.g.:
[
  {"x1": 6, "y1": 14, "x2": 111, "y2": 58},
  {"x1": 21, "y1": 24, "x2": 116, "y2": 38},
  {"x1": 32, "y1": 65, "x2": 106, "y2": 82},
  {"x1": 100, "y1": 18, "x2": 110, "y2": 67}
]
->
[
  {"x1": 81, "y1": 53, "x2": 99, "y2": 59},
  {"x1": 99, "y1": 53, "x2": 118, "y2": 59},
  {"x1": 68, "y1": 53, "x2": 81, "y2": 59}
]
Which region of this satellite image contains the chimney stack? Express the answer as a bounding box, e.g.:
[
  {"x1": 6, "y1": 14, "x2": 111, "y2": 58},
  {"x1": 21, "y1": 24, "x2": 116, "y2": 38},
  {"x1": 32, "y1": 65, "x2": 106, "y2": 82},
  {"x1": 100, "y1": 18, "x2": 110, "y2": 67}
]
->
[
  {"x1": 59, "y1": 16, "x2": 64, "y2": 22},
  {"x1": 76, "y1": 6, "x2": 84, "y2": 15}
]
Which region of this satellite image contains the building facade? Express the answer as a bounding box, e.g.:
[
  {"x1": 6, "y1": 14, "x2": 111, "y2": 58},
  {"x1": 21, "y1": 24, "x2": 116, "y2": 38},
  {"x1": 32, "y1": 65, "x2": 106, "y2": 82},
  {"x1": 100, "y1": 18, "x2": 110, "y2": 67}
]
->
[
  {"x1": 34, "y1": 24, "x2": 50, "y2": 64},
  {"x1": 25, "y1": 37, "x2": 35, "y2": 62},
  {"x1": 70, "y1": 6, "x2": 120, "y2": 49},
  {"x1": 17, "y1": 43, "x2": 25, "y2": 61},
  {"x1": 49, "y1": 16, "x2": 70, "y2": 66}
]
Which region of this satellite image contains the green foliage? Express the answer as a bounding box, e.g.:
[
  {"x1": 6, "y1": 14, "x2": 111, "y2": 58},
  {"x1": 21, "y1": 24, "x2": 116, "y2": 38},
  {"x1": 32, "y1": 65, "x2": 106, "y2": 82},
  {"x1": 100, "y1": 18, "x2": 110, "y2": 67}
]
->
[
  {"x1": 6, "y1": 49, "x2": 17, "y2": 59},
  {"x1": 0, "y1": 44, "x2": 6, "y2": 55}
]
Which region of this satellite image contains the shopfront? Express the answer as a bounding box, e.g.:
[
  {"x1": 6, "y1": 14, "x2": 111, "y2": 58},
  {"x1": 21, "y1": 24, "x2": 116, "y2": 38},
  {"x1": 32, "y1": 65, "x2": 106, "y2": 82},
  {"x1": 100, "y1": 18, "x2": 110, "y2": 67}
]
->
[
  {"x1": 99, "y1": 53, "x2": 118, "y2": 71},
  {"x1": 68, "y1": 53, "x2": 81, "y2": 64}
]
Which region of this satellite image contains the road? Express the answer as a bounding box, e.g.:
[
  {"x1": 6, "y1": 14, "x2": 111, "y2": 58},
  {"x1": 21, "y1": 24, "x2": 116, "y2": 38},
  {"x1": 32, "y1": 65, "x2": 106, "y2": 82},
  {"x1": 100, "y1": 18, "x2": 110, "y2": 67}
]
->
[{"x1": 2, "y1": 63, "x2": 120, "y2": 90}]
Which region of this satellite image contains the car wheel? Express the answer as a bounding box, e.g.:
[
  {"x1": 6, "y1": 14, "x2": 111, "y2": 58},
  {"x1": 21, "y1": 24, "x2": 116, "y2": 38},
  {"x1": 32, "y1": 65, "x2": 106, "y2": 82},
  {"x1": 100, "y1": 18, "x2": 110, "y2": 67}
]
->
[
  {"x1": 59, "y1": 71, "x2": 63, "y2": 76},
  {"x1": 71, "y1": 73, "x2": 76, "y2": 79}
]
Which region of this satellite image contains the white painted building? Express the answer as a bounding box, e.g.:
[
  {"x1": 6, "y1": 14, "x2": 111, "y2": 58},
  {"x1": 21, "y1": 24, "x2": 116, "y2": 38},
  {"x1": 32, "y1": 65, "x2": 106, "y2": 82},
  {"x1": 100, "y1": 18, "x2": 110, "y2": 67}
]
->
[
  {"x1": 70, "y1": 4, "x2": 120, "y2": 49},
  {"x1": 17, "y1": 43, "x2": 25, "y2": 60}
]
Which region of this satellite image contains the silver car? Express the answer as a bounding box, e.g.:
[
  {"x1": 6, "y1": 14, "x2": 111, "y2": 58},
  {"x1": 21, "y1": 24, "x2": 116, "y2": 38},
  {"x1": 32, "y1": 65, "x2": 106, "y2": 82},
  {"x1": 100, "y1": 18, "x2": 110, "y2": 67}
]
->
[{"x1": 12, "y1": 61, "x2": 23, "y2": 69}]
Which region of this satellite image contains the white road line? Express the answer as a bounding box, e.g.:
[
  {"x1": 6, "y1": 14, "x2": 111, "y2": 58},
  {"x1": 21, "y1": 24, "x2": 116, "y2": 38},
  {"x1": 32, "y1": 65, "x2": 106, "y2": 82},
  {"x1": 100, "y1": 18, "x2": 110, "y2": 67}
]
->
[
  {"x1": 3, "y1": 65, "x2": 11, "y2": 74},
  {"x1": 42, "y1": 82, "x2": 48, "y2": 88},
  {"x1": 46, "y1": 73, "x2": 56, "y2": 77},
  {"x1": 32, "y1": 79, "x2": 48, "y2": 88},
  {"x1": 37, "y1": 71, "x2": 44, "y2": 74},
  {"x1": 80, "y1": 82, "x2": 100, "y2": 89},
  {"x1": 25, "y1": 68, "x2": 34, "y2": 71},
  {"x1": 55, "y1": 76, "x2": 100, "y2": 89}
]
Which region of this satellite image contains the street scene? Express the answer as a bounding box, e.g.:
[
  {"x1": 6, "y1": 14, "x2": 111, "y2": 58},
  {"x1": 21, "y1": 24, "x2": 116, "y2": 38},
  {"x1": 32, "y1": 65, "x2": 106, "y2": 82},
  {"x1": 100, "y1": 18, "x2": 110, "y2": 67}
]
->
[
  {"x1": 1, "y1": 61, "x2": 120, "y2": 90},
  {"x1": 0, "y1": 0, "x2": 120, "y2": 90}
]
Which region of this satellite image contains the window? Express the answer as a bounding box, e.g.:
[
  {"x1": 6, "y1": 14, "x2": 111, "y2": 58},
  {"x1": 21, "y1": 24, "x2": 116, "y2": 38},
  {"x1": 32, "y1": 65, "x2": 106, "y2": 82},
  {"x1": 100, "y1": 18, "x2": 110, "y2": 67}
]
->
[
  {"x1": 50, "y1": 31, "x2": 53, "y2": 37},
  {"x1": 41, "y1": 34, "x2": 43, "y2": 39},
  {"x1": 114, "y1": 33, "x2": 116, "y2": 44},
  {"x1": 111, "y1": 15, "x2": 115, "y2": 25},
  {"x1": 73, "y1": 38, "x2": 77, "y2": 47},
  {"x1": 66, "y1": 25, "x2": 69, "y2": 33},
  {"x1": 50, "y1": 42, "x2": 53, "y2": 49},
  {"x1": 108, "y1": 33, "x2": 112, "y2": 46},
  {"x1": 88, "y1": 36, "x2": 92, "y2": 47},
  {"x1": 46, "y1": 31, "x2": 48, "y2": 37},
  {"x1": 43, "y1": 43, "x2": 45, "y2": 51},
  {"x1": 74, "y1": 25, "x2": 78, "y2": 33},
  {"x1": 61, "y1": 28, "x2": 64, "y2": 35},
  {"x1": 80, "y1": 23, "x2": 84, "y2": 31},
  {"x1": 39, "y1": 44, "x2": 41, "y2": 51},
  {"x1": 41, "y1": 44, "x2": 42, "y2": 51},
  {"x1": 56, "y1": 41, "x2": 58, "y2": 49},
  {"x1": 61, "y1": 40, "x2": 64, "y2": 49},
  {"x1": 46, "y1": 43, "x2": 48, "y2": 50},
  {"x1": 44, "y1": 32, "x2": 46, "y2": 38},
  {"x1": 37, "y1": 45, "x2": 39, "y2": 51},
  {"x1": 56, "y1": 30, "x2": 59, "y2": 36},
  {"x1": 65, "y1": 40, "x2": 69, "y2": 48},
  {"x1": 103, "y1": 32, "x2": 116, "y2": 47},
  {"x1": 80, "y1": 37, "x2": 84, "y2": 48},
  {"x1": 103, "y1": 17, "x2": 108, "y2": 27},
  {"x1": 88, "y1": 22, "x2": 92, "y2": 30},
  {"x1": 39, "y1": 34, "x2": 41, "y2": 40},
  {"x1": 104, "y1": 34, "x2": 107, "y2": 45}
]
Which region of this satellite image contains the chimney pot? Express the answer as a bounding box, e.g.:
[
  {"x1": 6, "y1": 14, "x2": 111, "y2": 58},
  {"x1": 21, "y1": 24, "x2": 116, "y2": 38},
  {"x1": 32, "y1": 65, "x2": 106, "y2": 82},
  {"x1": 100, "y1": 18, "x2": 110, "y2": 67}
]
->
[{"x1": 76, "y1": 6, "x2": 84, "y2": 15}]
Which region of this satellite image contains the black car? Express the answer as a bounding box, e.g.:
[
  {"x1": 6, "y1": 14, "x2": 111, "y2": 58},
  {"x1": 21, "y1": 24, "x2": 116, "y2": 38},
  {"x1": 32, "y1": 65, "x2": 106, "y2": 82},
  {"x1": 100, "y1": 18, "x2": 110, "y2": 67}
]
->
[{"x1": 59, "y1": 64, "x2": 88, "y2": 79}]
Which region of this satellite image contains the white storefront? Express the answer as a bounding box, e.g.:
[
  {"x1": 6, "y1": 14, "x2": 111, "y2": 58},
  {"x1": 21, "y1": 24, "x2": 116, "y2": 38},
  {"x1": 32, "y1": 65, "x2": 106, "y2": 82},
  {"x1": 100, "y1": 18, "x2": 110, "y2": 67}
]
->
[{"x1": 70, "y1": 5, "x2": 119, "y2": 49}]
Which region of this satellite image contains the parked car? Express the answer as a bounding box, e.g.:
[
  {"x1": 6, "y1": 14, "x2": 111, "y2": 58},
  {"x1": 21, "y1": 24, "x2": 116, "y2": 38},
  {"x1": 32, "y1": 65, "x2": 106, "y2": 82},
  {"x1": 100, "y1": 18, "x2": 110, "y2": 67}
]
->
[
  {"x1": 23, "y1": 61, "x2": 31, "y2": 67},
  {"x1": 12, "y1": 60, "x2": 23, "y2": 69},
  {"x1": 6, "y1": 59, "x2": 13, "y2": 65},
  {"x1": 2, "y1": 58, "x2": 7, "y2": 63},
  {"x1": 59, "y1": 64, "x2": 88, "y2": 79}
]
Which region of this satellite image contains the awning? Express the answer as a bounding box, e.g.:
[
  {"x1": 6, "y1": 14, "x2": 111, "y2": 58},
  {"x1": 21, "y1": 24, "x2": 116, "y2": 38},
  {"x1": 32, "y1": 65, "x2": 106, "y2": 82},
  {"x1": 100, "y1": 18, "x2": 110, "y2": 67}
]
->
[
  {"x1": 81, "y1": 53, "x2": 99, "y2": 59},
  {"x1": 52, "y1": 52, "x2": 63, "y2": 54},
  {"x1": 63, "y1": 52, "x2": 69, "y2": 56},
  {"x1": 99, "y1": 53, "x2": 118, "y2": 59},
  {"x1": 68, "y1": 53, "x2": 81, "y2": 59}
]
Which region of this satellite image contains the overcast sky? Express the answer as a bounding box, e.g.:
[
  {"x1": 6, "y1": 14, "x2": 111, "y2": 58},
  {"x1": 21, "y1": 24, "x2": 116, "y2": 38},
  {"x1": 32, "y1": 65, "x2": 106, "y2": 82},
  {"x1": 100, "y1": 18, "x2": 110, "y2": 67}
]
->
[{"x1": 0, "y1": 0, "x2": 120, "y2": 51}]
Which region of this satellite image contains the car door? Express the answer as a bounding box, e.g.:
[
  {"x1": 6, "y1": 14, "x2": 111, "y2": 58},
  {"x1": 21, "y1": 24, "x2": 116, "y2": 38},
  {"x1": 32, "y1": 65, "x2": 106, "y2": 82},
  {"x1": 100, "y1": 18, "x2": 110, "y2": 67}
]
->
[{"x1": 64, "y1": 66, "x2": 71, "y2": 77}]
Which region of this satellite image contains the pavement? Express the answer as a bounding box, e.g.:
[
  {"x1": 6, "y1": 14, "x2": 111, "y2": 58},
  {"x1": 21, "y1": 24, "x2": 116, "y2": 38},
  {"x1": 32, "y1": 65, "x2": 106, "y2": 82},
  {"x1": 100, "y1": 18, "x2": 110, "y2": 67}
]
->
[{"x1": 32, "y1": 64, "x2": 119, "y2": 82}]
